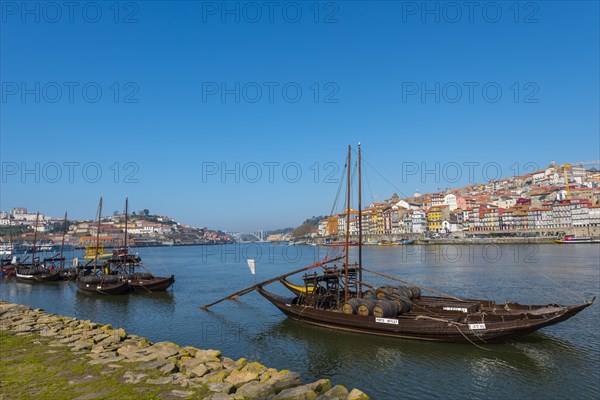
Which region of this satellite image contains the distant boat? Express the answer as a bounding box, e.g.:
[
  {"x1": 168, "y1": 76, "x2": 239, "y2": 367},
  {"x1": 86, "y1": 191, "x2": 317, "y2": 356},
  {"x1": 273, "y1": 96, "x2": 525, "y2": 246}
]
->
[
  {"x1": 15, "y1": 213, "x2": 61, "y2": 283},
  {"x1": 324, "y1": 241, "x2": 360, "y2": 247},
  {"x1": 15, "y1": 267, "x2": 61, "y2": 282},
  {"x1": 554, "y1": 235, "x2": 600, "y2": 244},
  {"x1": 399, "y1": 238, "x2": 414, "y2": 245},
  {"x1": 76, "y1": 198, "x2": 129, "y2": 295},
  {"x1": 111, "y1": 197, "x2": 174, "y2": 292}
]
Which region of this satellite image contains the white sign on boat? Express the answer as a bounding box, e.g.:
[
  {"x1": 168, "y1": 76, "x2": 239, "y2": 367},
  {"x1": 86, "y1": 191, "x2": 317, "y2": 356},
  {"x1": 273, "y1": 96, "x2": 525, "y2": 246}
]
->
[
  {"x1": 376, "y1": 317, "x2": 399, "y2": 325},
  {"x1": 468, "y1": 323, "x2": 486, "y2": 330}
]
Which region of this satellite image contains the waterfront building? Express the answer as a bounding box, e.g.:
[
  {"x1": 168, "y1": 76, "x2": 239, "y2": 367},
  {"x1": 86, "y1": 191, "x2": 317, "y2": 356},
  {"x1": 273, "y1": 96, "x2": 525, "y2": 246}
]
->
[
  {"x1": 589, "y1": 205, "x2": 600, "y2": 227},
  {"x1": 552, "y1": 201, "x2": 572, "y2": 228},
  {"x1": 318, "y1": 219, "x2": 328, "y2": 237},
  {"x1": 411, "y1": 210, "x2": 426, "y2": 233},
  {"x1": 325, "y1": 215, "x2": 338, "y2": 236}
]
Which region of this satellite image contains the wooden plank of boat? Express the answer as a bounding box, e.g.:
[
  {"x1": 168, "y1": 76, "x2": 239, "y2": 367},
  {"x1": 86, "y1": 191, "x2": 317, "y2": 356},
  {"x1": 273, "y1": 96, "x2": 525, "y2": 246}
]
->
[
  {"x1": 128, "y1": 275, "x2": 175, "y2": 292},
  {"x1": 15, "y1": 269, "x2": 61, "y2": 282},
  {"x1": 76, "y1": 278, "x2": 130, "y2": 295}
]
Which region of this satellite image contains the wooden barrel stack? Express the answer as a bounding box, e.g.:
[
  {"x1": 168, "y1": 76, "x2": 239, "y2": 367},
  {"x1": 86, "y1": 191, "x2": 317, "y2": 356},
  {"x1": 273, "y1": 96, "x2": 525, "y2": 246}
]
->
[{"x1": 341, "y1": 284, "x2": 421, "y2": 316}]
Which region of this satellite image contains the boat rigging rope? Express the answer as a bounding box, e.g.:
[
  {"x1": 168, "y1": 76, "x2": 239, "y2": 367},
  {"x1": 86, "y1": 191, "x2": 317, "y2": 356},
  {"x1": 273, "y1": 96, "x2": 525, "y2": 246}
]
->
[
  {"x1": 361, "y1": 160, "x2": 376, "y2": 204},
  {"x1": 452, "y1": 325, "x2": 490, "y2": 350},
  {"x1": 521, "y1": 263, "x2": 589, "y2": 303},
  {"x1": 414, "y1": 315, "x2": 491, "y2": 350},
  {"x1": 362, "y1": 268, "x2": 466, "y2": 302},
  {"x1": 359, "y1": 150, "x2": 410, "y2": 200}
]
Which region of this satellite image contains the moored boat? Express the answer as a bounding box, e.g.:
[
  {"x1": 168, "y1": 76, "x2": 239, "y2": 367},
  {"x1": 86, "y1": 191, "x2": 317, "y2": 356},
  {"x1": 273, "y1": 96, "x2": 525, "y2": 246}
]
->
[
  {"x1": 121, "y1": 272, "x2": 175, "y2": 292},
  {"x1": 14, "y1": 212, "x2": 61, "y2": 283},
  {"x1": 202, "y1": 144, "x2": 595, "y2": 343},
  {"x1": 554, "y1": 235, "x2": 600, "y2": 244},
  {"x1": 109, "y1": 197, "x2": 175, "y2": 292},
  {"x1": 15, "y1": 266, "x2": 61, "y2": 282},
  {"x1": 76, "y1": 197, "x2": 129, "y2": 295},
  {"x1": 76, "y1": 274, "x2": 129, "y2": 295},
  {"x1": 256, "y1": 286, "x2": 593, "y2": 343}
]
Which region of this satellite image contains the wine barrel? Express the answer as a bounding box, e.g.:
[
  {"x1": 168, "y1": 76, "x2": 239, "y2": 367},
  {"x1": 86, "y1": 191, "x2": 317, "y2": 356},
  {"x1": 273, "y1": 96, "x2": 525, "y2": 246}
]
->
[
  {"x1": 362, "y1": 289, "x2": 377, "y2": 300},
  {"x1": 78, "y1": 276, "x2": 99, "y2": 284},
  {"x1": 102, "y1": 275, "x2": 120, "y2": 284},
  {"x1": 393, "y1": 296, "x2": 412, "y2": 314},
  {"x1": 408, "y1": 286, "x2": 421, "y2": 299},
  {"x1": 377, "y1": 290, "x2": 393, "y2": 299},
  {"x1": 342, "y1": 298, "x2": 362, "y2": 314},
  {"x1": 394, "y1": 286, "x2": 411, "y2": 299},
  {"x1": 357, "y1": 299, "x2": 377, "y2": 316},
  {"x1": 373, "y1": 300, "x2": 399, "y2": 318}
]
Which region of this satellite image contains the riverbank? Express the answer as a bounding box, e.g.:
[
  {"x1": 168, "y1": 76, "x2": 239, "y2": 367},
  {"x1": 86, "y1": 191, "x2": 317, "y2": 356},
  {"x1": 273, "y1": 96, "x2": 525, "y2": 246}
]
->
[
  {"x1": 0, "y1": 301, "x2": 369, "y2": 400},
  {"x1": 414, "y1": 237, "x2": 559, "y2": 245},
  {"x1": 294, "y1": 236, "x2": 600, "y2": 246}
]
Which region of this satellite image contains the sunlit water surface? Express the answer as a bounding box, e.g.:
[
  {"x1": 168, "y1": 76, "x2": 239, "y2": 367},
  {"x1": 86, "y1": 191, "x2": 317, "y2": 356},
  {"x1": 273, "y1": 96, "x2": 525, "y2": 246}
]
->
[{"x1": 1, "y1": 244, "x2": 598, "y2": 400}]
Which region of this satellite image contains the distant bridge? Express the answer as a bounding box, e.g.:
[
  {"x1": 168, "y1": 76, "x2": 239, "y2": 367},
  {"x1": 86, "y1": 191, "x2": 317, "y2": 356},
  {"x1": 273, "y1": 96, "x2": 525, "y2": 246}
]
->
[{"x1": 225, "y1": 230, "x2": 268, "y2": 242}]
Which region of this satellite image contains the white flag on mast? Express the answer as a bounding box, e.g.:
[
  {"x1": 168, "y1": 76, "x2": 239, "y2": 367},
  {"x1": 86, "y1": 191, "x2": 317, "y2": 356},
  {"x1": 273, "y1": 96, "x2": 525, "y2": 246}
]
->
[{"x1": 247, "y1": 258, "x2": 256, "y2": 275}]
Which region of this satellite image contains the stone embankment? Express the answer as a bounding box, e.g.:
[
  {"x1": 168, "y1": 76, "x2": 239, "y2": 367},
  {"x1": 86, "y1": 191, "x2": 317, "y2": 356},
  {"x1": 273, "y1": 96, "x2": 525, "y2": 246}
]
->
[{"x1": 0, "y1": 301, "x2": 369, "y2": 400}]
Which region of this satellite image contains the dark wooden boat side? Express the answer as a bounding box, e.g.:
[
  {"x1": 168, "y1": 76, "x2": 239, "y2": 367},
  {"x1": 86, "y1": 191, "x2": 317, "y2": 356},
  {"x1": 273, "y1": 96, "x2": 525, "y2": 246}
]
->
[
  {"x1": 127, "y1": 275, "x2": 175, "y2": 292},
  {"x1": 15, "y1": 269, "x2": 62, "y2": 283},
  {"x1": 256, "y1": 287, "x2": 594, "y2": 343},
  {"x1": 76, "y1": 278, "x2": 130, "y2": 295}
]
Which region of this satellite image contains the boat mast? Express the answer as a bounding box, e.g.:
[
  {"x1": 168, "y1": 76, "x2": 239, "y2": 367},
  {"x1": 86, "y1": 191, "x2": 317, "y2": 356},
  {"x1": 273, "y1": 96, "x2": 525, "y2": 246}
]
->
[
  {"x1": 59, "y1": 212, "x2": 67, "y2": 270},
  {"x1": 8, "y1": 216, "x2": 13, "y2": 255},
  {"x1": 124, "y1": 197, "x2": 128, "y2": 249},
  {"x1": 344, "y1": 145, "x2": 351, "y2": 303},
  {"x1": 93, "y1": 197, "x2": 102, "y2": 274},
  {"x1": 32, "y1": 212, "x2": 39, "y2": 267},
  {"x1": 358, "y1": 143, "x2": 362, "y2": 296}
]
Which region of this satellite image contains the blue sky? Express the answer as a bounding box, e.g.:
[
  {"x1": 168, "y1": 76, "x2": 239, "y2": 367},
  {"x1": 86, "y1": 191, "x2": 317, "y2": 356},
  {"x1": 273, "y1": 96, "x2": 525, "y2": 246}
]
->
[{"x1": 1, "y1": 1, "x2": 599, "y2": 231}]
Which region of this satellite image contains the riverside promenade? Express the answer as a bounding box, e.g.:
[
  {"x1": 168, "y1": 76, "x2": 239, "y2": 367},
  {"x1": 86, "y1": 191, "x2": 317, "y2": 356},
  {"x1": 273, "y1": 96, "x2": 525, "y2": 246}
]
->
[{"x1": 0, "y1": 301, "x2": 369, "y2": 400}]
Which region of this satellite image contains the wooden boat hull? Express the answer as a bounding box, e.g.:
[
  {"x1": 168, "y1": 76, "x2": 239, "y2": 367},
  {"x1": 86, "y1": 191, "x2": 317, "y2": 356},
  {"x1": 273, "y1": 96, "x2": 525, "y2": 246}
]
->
[
  {"x1": 15, "y1": 270, "x2": 62, "y2": 282},
  {"x1": 256, "y1": 287, "x2": 594, "y2": 343},
  {"x1": 76, "y1": 279, "x2": 130, "y2": 295},
  {"x1": 127, "y1": 275, "x2": 175, "y2": 292}
]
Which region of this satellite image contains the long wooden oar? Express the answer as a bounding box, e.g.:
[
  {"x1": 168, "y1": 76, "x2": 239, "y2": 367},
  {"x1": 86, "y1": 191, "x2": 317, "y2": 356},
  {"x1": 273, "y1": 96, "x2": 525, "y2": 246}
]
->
[
  {"x1": 200, "y1": 256, "x2": 343, "y2": 310},
  {"x1": 362, "y1": 267, "x2": 465, "y2": 302}
]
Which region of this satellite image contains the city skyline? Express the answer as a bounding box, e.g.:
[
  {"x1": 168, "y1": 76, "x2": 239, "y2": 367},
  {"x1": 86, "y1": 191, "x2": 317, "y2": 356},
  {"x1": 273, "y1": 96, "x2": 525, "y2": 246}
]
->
[
  {"x1": 2, "y1": 2, "x2": 599, "y2": 231},
  {"x1": 2, "y1": 159, "x2": 597, "y2": 233}
]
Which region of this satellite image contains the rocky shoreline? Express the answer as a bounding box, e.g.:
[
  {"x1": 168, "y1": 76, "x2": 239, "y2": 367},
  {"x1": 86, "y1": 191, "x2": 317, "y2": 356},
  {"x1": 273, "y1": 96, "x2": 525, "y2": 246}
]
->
[{"x1": 0, "y1": 301, "x2": 369, "y2": 400}]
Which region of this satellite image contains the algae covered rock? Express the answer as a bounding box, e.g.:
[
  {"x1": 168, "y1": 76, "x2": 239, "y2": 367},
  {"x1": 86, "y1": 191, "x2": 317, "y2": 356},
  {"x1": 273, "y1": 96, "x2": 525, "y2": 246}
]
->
[
  {"x1": 225, "y1": 370, "x2": 259, "y2": 388},
  {"x1": 241, "y1": 361, "x2": 268, "y2": 375},
  {"x1": 323, "y1": 385, "x2": 349, "y2": 399},
  {"x1": 307, "y1": 379, "x2": 332, "y2": 395},
  {"x1": 274, "y1": 385, "x2": 318, "y2": 400},
  {"x1": 236, "y1": 381, "x2": 276, "y2": 399},
  {"x1": 346, "y1": 388, "x2": 370, "y2": 400}
]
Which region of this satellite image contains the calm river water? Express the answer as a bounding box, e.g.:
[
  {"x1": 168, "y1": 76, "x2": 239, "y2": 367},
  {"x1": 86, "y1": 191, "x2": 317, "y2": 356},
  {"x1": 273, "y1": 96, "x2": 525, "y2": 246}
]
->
[{"x1": 1, "y1": 243, "x2": 599, "y2": 400}]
